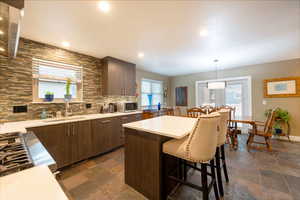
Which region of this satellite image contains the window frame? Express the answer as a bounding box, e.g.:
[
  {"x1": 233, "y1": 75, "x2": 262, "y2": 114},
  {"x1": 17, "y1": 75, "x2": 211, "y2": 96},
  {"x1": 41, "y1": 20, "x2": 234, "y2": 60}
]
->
[
  {"x1": 141, "y1": 78, "x2": 164, "y2": 107},
  {"x1": 32, "y1": 58, "x2": 83, "y2": 103},
  {"x1": 195, "y1": 76, "x2": 252, "y2": 117}
]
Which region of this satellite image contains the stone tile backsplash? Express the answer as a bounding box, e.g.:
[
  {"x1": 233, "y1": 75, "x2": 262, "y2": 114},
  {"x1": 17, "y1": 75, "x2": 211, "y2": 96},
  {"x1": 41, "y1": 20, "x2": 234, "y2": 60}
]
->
[{"x1": 0, "y1": 38, "x2": 136, "y2": 122}]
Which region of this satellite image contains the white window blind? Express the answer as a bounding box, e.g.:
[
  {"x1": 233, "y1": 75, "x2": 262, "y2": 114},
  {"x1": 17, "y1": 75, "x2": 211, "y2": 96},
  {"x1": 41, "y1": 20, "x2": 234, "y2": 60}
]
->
[
  {"x1": 32, "y1": 58, "x2": 83, "y2": 102},
  {"x1": 196, "y1": 78, "x2": 251, "y2": 117},
  {"x1": 141, "y1": 79, "x2": 163, "y2": 106}
]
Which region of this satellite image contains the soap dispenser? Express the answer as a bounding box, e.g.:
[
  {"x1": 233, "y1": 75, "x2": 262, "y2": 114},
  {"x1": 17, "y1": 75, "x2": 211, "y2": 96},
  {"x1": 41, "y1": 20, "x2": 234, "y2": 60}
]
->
[{"x1": 41, "y1": 109, "x2": 47, "y2": 119}]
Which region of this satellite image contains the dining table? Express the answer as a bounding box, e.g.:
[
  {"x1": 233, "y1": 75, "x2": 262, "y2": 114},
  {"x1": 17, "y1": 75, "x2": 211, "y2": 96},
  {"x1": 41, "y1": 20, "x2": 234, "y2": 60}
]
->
[{"x1": 229, "y1": 116, "x2": 256, "y2": 150}]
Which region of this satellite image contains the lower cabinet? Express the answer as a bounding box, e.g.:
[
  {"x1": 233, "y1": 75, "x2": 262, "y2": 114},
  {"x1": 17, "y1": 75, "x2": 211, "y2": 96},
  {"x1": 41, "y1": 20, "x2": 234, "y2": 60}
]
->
[
  {"x1": 91, "y1": 117, "x2": 121, "y2": 156},
  {"x1": 27, "y1": 123, "x2": 72, "y2": 168},
  {"x1": 27, "y1": 113, "x2": 142, "y2": 169},
  {"x1": 71, "y1": 120, "x2": 93, "y2": 163}
]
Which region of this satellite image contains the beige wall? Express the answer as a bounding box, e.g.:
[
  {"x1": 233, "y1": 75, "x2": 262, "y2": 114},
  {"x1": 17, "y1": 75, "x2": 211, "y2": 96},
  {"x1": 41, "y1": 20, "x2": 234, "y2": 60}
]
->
[
  {"x1": 170, "y1": 58, "x2": 300, "y2": 136},
  {"x1": 136, "y1": 69, "x2": 171, "y2": 107}
]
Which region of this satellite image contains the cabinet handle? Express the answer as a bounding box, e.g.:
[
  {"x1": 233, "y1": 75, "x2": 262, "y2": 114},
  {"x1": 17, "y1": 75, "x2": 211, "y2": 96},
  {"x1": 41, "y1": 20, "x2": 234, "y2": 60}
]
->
[
  {"x1": 101, "y1": 120, "x2": 111, "y2": 124},
  {"x1": 122, "y1": 117, "x2": 128, "y2": 120}
]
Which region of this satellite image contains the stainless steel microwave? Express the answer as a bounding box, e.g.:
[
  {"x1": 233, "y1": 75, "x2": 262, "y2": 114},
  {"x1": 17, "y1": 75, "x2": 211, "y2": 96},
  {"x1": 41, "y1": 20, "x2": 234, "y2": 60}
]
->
[{"x1": 118, "y1": 102, "x2": 138, "y2": 112}]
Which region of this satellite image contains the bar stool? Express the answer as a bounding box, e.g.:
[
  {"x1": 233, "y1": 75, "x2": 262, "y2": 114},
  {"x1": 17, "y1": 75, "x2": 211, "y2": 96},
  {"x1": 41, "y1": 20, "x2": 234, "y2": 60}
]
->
[
  {"x1": 163, "y1": 113, "x2": 221, "y2": 200},
  {"x1": 215, "y1": 109, "x2": 230, "y2": 198}
]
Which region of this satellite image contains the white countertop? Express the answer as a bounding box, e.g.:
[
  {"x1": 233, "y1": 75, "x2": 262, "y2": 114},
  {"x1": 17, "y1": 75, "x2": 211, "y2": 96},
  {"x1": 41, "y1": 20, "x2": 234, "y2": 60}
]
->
[
  {"x1": 123, "y1": 115, "x2": 197, "y2": 139},
  {"x1": 0, "y1": 111, "x2": 142, "y2": 135},
  {"x1": 0, "y1": 166, "x2": 68, "y2": 200}
]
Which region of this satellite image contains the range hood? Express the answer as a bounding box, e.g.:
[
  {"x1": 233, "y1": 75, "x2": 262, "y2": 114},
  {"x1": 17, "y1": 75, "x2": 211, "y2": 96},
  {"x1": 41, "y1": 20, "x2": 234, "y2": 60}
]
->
[{"x1": 8, "y1": 6, "x2": 22, "y2": 58}]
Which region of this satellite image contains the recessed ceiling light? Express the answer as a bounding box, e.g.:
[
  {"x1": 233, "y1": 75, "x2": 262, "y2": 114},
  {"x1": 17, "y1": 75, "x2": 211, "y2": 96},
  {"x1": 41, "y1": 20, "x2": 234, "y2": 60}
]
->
[
  {"x1": 62, "y1": 41, "x2": 70, "y2": 47},
  {"x1": 199, "y1": 29, "x2": 209, "y2": 37},
  {"x1": 138, "y1": 52, "x2": 144, "y2": 58},
  {"x1": 0, "y1": 47, "x2": 5, "y2": 52},
  {"x1": 20, "y1": 9, "x2": 24, "y2": 17},
  {"x1": 0, "y1": 30, "x2": 4, "y2": 35},
  {"x1": 98, "y1": 1, "x2": 110, "y2": 13}
]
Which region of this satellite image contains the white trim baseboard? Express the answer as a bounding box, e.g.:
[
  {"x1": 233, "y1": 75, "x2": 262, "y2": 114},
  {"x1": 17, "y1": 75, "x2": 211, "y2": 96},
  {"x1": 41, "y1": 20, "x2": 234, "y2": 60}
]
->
[{"x1": 273, "y1": 135, "x2": 300, "y2": 142}]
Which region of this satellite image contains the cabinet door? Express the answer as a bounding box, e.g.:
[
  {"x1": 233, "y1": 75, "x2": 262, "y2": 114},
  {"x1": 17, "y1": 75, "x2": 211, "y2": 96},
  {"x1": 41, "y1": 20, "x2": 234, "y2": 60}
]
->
[
  {"x1": 27, "y1": 124, "x2": 72, "y2": 169},
  {"x1": 107, "y1": 61, "x2": 125, "y2": 95},
  {"x1": 112, "y1": 117, "x2": 123, "y2": 147},
  {"x1": 92, "y1": 118, "x2": 113, "y2": 155},
  {"x1": 102, "y1": 57, "x2": 136, "y2": 96},
  {"x1": 72, "y1": 120, "x2": 93, "y2": 163},
  {"x1": 124, "y1": 64, "x2": 136, "y2": 96},
  {"x1": 120, "y1": 116, "x2": 131, "y2": 141}
]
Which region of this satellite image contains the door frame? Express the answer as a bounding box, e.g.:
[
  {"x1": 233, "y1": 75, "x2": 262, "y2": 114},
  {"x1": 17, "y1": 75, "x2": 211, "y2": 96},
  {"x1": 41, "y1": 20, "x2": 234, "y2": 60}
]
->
[{"x1": 195, "y1": 76, "x2": 252, "y2": 116}]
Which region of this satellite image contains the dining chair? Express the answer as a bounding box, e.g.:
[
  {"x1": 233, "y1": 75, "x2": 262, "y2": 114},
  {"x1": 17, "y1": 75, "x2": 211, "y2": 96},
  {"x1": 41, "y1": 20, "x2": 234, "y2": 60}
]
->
[
  {"x1": 247, "y1": 109, "x2": 276, "y2": 151},
  {"x1": 214, "y1": 109, "x2": 231, "y2": 197},
  {"x1": 163, "y1": 113, "x2": 221, "y2": 200},
  {"x1": 199, "y1": 105, "x2": 214, "y2": 114},
  {"x1": 219, "y1": 105, "x2": 241, "y2": 148},
  {"x1": 173, "y1": 107, "x2": 182, "y2": 116},
  {"x1": 187, "y1": 107, "x2": 207, "y2": 118}
]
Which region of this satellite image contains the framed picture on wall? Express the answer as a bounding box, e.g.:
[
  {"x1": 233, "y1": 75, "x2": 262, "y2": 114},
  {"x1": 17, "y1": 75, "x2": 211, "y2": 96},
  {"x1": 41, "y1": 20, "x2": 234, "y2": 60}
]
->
[
  {"x1": 175, "y1": 86, "x2": 188, "y2": 106},
  {"x1": 264, "y1": 77, "x2": 300, "y2": 98}
]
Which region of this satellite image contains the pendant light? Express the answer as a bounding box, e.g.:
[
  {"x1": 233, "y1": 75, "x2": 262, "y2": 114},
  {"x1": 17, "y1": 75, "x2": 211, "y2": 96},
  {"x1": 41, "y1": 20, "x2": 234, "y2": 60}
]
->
[{"x1": 207, "y1": 59, "x2": 226, "y2": 89}]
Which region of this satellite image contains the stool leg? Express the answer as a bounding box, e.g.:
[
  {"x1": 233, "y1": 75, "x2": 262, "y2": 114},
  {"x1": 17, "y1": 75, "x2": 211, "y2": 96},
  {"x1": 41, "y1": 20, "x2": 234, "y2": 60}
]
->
[
  {"x1": 201, "y1": 163, "x2": 209, "y2": 200},
  {"x1": 216, "y1": 147, "x2": 224, "y2": 197},
  {"x1": 183, "y1": 160, "x2": 187, "y2": 181},
  {"x1": 210, "y1": 159, "x2": 220, "y2": 200},
  {"x1": 221, "y1": 145, "x2": 229, "y2": 183},
  {"x1": 178, "y1": 158, "x2": 182, "y2": 180}
]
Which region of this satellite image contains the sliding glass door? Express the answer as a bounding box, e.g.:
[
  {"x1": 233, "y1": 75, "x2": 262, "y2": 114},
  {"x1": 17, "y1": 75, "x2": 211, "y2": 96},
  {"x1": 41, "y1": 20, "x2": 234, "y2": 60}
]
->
[{"x1": 196, "y1": 77, "x2": 251, "y2": 117}]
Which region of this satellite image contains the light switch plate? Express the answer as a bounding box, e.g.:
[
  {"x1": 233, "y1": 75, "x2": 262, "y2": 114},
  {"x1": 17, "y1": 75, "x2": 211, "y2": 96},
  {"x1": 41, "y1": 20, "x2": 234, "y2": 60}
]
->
[{"x1": 262, "y1": 100, "x2": 267, "y2": 105}]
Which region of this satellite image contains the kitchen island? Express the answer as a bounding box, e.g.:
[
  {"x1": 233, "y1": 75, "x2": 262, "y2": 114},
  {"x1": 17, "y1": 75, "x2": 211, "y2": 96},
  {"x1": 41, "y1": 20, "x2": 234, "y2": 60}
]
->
[
  {"x1": 123, "y1": 116, "x2": 197, "y2": 200},
  {"x1": 0, "y1": 166, "x2": 68, "y2": 200}
]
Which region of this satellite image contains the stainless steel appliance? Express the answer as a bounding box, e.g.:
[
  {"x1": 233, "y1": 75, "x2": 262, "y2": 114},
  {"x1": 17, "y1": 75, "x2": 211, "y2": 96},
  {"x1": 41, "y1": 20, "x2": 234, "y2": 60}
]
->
[
  {"x1": 0, "y1": 132, "x2": 33, "y2": 176},
  {"x1": 0, "y1": 132, "x2": 56, "y2": 177},
  {"x1": 118, "y1": 102, "x2": 138, "y2": 112}
]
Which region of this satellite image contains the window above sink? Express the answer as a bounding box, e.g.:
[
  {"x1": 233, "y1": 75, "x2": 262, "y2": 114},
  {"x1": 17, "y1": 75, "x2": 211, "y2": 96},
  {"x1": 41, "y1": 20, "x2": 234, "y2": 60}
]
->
[{"x1": 32, "y1": 58, "x2": 83, "y2": 103}]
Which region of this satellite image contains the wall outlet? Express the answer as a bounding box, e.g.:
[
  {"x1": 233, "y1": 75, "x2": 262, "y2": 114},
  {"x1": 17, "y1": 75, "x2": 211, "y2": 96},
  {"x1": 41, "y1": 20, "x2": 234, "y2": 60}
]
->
[{"x1": 13, "y1": 105, "x2": 28, "y2": 113}]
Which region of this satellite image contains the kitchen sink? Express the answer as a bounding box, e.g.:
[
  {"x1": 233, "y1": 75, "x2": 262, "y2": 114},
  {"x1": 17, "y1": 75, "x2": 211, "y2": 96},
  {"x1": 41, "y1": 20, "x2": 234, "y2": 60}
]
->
[{"x1": 43, "y1": 116, "x2": 86, "y2": 123}]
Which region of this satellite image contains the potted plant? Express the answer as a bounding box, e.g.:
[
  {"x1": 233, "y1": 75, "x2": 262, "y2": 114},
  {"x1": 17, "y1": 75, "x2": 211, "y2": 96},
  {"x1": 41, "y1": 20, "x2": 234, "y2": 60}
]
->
[
  {"x1": 44, "y1": 91, "x2": 54, "y2": 102},
  {"x1": 265, "y1": 108, "x2": 291, "y2": 135},
  {"x1": 64, "y1": 78, "x2": 72, "y2": 102}
]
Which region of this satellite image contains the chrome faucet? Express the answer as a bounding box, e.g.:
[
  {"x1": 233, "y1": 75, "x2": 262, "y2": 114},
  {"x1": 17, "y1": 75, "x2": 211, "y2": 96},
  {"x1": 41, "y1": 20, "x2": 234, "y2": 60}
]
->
[{"x1": 65, "y1": 102, "x2": 72, "y2": 117}]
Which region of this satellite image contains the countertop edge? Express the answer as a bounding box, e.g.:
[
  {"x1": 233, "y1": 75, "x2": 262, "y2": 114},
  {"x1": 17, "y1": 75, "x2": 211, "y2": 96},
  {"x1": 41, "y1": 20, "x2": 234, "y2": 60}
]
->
[
  {"x1": 123, "y1": 124, "x2": 190, "y2": 139},
  {"x1": 0, "y1": 111, "x2": 142, "y2": 135}
]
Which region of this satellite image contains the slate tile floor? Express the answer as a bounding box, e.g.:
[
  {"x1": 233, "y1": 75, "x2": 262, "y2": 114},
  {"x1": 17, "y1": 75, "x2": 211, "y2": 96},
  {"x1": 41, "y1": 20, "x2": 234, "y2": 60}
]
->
[{"x1": 57, "y1": 135, "x2": 300, "y2": 200}]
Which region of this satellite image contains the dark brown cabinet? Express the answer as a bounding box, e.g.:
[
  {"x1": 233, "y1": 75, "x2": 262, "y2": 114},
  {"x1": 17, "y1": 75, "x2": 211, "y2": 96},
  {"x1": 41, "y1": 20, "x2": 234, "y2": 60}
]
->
[
  {"x1": 120, "y1": 114, "x2": 142, "y2": 142},
  {"x1": 28, "y1": 120, "x2": 92, "y2": 168},
  {"x1": 91, "y1": 118, "x2": 115, "y2": 155},
  {"x1": 27, "y1": 123, "x2": 72, "y2": 168},
  {"x1": 27, "y1": 113, "x2": 142, "y2": 169},
  {"x1": 101, "y1": 56, "x2": 136, "y2": 96},
  {"x1": 1, "y1": 0, "x2": 24, "y2": 9},
  {"x1": 71, "y1": 120, "x2": 93, "y2": 163}
]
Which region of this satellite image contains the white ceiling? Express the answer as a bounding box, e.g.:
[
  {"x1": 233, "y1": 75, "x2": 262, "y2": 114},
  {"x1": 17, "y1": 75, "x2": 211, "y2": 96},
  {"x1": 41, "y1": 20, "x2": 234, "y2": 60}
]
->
[{"x1": 21, "y1": 0, "x2": 300, "y2": 76}]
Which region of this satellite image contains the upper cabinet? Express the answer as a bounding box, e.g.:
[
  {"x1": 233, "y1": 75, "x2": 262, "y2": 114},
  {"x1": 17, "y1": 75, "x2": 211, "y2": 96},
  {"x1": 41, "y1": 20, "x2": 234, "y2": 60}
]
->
[
  {"x1": 1, "y1": 0, "x2": 24, "y2": 9},
  {"x1": 101, "y1": 56, "x2": 136, "y2": 96}
]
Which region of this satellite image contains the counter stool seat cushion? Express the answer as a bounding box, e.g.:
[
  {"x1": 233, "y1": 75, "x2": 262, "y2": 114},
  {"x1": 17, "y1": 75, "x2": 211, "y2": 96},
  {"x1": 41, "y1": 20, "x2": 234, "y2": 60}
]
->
[
  {"x1": 163, "y1": 136, "x2": 189, "y2": 160},
  {"x1": 163, "y1": 113, "x2": 220, "y2": 163}
]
